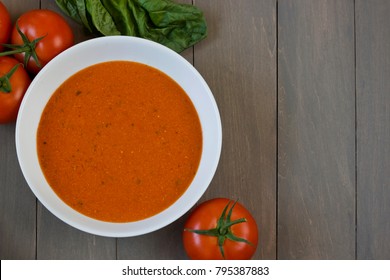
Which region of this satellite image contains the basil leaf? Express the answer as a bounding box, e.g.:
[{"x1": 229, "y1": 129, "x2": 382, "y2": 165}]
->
[
  {"x1": 135, "y1": 0, "x2": 207, "y2": 52},
  {"x1": 55, "y1": 0, "x2": 207, "y2": 52},
  {"x1": 55, "y1": 0, "x2": 82, "y2": 23},
  {"x1": 75, "y1": 0, "x2": 93, "y2": 32},
  {"x1": 85, "y1": 0, "x2": 120, "y2": 35},
  {"x1": 101, "y1": 0, "x2": 138, "y2": 36},
  {"x1": 55, "y1": 0, "x2": 93, "y2": 32}
]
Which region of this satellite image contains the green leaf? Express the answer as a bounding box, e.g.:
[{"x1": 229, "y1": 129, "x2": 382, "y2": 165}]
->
[
  {"x1": 76, "y1": 0, "x2": 93, "y2": 32},
  {"x1": 55, "y1": 0, "x2": 93, "y2": 32},
  {"x1": 135, "y1": 0, "x2": 207, "y2": 52},
  {"x1": 55, "y1": 0, "x2": 82, "y2": 23},
  {"x1": 101, "y1": 0, "x2": 139, "y2": 36},
  {"x1": 55, "y1": 0, "x2": 207, "y2": 52},
  {"x1": 85, "y1": 0, "x2": 120, "y2": 35}
]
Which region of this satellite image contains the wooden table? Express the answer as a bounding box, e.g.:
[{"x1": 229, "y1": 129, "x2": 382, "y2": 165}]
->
[{"x1": 1, "y1": 0, "x2": 389, "y2": 260}]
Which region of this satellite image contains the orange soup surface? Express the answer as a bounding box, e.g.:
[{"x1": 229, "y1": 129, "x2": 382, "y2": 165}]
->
[{"x1": 37, "y1": 61, "x2": 202, "y2": 222}]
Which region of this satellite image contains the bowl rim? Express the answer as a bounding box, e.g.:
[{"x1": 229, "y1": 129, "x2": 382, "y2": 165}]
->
[{"x1": 15, "y1": 36, "x2": 222, "y2": 237}]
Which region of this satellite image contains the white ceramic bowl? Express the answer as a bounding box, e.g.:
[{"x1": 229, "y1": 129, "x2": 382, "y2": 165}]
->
[{"x1": 15, "y1": 36, "x2": 222, "y2": 237}]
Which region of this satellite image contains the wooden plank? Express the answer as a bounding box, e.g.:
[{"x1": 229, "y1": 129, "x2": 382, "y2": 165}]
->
[
  {"x1": 1, "y1": 0, "x2": 39, "y2": 21},
  {"x1": 192, "y1": 0, "x2": 277, "y2": 259},
  {"x1": 0, "y1": 125, "x2": 36, "y2": 259},
  {"x1": 37, "y1": 207, "x2": 116, "y2": 259},
  {"x1": 0, "y1": 0, "x2": 40, "y2": 260},
  {"x1": 356, "y1": 0, "x2": 390, "y2": 260},
  {"x1": 278, "y1": 0, "x2": 355, "y2": 259},
  {"x1": 117, "y1": 216, "x2": 189, "y2": 259}
]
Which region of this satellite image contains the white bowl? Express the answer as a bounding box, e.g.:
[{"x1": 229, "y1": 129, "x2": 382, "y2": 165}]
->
[{"x1": 15, "y1": 36, "x2": 222, "y2": 237}]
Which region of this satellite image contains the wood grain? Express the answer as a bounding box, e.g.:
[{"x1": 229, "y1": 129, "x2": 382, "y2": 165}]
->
[
  {"x1": 0, "y1": 125, "x2": 36, "y2": 259},
  {"x1": 37, "y1": 206, "x2": 116, "y2": 259},
  {"x1": 1, "y1": 0, "x2": 39, "y2": 21},
  {"x1": 0, "y1": 0, "x2": 40, "y2": 260},
  {"x1": 278, "y1": 0, "x2": 355, "y2": 259},
  {"x1": 356, "y1": 0, "x2": 390, "y2": 260},
  {"x1": 118, "y1": 216, "x2": 189, "y2": 259},
  {"x1": 193, "y1": 0, "x2": 277, "y2": 259}
]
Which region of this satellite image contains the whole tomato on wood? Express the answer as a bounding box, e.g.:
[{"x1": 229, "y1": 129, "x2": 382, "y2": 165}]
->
[
  {"x1": 0, "y1": 1, "x2": 12, "y2": 51},
  {"x1": 1, "y1": 9, "x2": 74, "y2": 74},
  {"x1": 183, "y1": 198, "x2": 258, "y2": 260},
  {"x1": 0, "y1": 56, "x2": 31, "y2": 123}
]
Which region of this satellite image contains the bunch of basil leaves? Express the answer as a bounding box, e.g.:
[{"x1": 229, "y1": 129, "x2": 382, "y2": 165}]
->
[{"x1": 55, "y1": 0, "x2": 207, "y2": 53}]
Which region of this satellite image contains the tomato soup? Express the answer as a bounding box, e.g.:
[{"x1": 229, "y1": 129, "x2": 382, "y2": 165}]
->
[{"x1": 37, "y1": 61, "x2": 202, "y2": 222}]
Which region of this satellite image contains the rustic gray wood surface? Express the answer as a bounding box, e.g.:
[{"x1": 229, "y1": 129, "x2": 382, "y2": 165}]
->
[
  {"x1": 0, "y1": 0, "x2": 389, "y2": 260},
  {"x1": 356, "y1": 0, "x2": 390, "y2": 259},
  {"x1": 278, "y1": 0, "x2": 356, "y2": 259}
]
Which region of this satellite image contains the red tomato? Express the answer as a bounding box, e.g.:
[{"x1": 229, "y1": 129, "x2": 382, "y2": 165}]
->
[
  {"x1": 183, "y1": 198, "x2": 258, "y2": 260},
  {"x1": 0, "y1": 56, "x2": 31, "y2": 123},
  {"x1": 10, "y1": 9, "x2": 74, "y2": 74},
  {"x1": 0, "y1": 1, "x2": 12, "y2": 51}
]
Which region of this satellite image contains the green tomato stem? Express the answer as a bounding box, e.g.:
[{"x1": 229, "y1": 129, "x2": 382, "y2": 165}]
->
[
  {"x1": 0, "y1": 63, "x2": 21, "y2": 94},
  {"x1": 220, "y1": 217, "x2": 247, "y2": 234},
  {"x1": 0, "y1": 23, "x2": 45, "y2": 69},
  {"x1": 0, "y1": 46, "x2": 31, "y2": 56}
]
